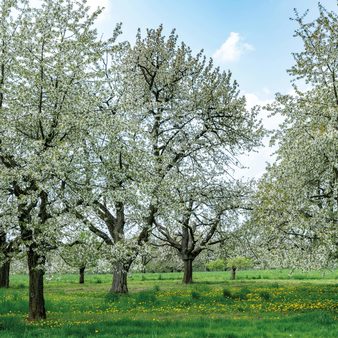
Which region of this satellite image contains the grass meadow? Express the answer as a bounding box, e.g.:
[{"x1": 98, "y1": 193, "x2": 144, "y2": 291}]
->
[{"x1": 0, "y1": 269, "x2": 337, "y2": 337}]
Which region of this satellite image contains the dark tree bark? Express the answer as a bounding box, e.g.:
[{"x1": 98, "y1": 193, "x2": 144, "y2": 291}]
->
[
  {"x1": 0, "y1": 260, "x2": 10, "y2": 288},
  {"x1": 183, "y1": 258, "x2": 193, "y2": 284},
  {"x1": 110, "y1": 262, "x2": 131, "y2": 293},
  {"x1": 0, "y1": 230, "x2": 10, "y2": 288},
  {"x1": 27, "y1": 248, "x2": 46, "y2": 320},
  {"x1": 111, "y1": 269, "x2": 128, "y2": 293},
  {"x1": 79, "y1": 266, "x2": 85, "y2": 284},
  {"x1": 230, "y1": 267, "x2": 237, "y2": 280}
]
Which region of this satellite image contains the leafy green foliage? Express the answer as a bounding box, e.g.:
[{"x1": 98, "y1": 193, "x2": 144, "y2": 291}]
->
[
  {"x1": 226, "y1": 257, "x2": 252, "y2": 270},
  {"x1": 206, "y1": 259, "x2": 226, "y2": 271}
]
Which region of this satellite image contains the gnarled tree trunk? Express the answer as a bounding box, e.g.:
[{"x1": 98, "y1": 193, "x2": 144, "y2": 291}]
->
[
  {"x1": 0, "y1": 260, "x2": 10, "y2": 288},
  {"x1": 111, "y1": 262, "x2": 130, "y2": 293},
  {"x1": 27, "y1": 248, "x2": 46, "y2": 320},
  {"x1": 79, "y1": 266, "x2": 85, "y2": 284},
  {"x1": 182, "y1": 258, "x2": 193, "y2": 284}
]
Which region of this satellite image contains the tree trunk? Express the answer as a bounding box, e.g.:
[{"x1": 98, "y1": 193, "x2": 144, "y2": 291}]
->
[
  {"x1": 0, "y1": 260, "x2": 10, "y2": 288},
  {"x1": 141, "y1": 255, "x2": 148, "y2": 273},
  {"x1": 110, "y1": 263, "x2": 129, "y2": 293},
  {"x1": 27, "y1": 248, "x2": 46, "y2": 320},
  {"x1": 0, "y1": 231, "x2": 10, "y2": 288},
  {"x1": 79, "y1": 266, "x2": 85, "y2": 284},
  {"x1": 230, "y1": 267, "x2": 237, "y2": 280},
  {"x1": 183, "y1": 259, "x2": 193, "y2": 284}
]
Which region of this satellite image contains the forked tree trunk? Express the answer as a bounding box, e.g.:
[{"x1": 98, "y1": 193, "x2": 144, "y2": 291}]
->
[
  {"x1": 0, "y1": 260, "x2": 10, "y2": 288},
  {"x1": 27, "y1": 248, "x2": 46, "y2": 320},
  {"x1": 110, "y1": 263, "x2": 129, "y2": 293},
  {"x1": 183, "y1": 258, "x2": 193, "y2": 284},
  {"x1": 230, "y1": 267, "x2": 237, "y2": 280},
  {"x1": 79, "y1": 266, "x2": 85, "y2": 284}
]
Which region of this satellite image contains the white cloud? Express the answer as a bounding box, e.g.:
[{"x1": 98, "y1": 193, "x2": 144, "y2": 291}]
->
[
  {"x1": 213, "y1": 32, "x2": 253, "y2": 63},
  {"x1": 245, "y1": 93, "x2": 271, "y2": 111},
  {"x1": 244, "y1": 92, "x2": 285, "y2": 131}
]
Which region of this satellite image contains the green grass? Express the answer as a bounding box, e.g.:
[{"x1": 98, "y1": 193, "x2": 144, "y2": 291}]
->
[{"x1": 0, "y1": 270, "x2": 337, "y2": 337}]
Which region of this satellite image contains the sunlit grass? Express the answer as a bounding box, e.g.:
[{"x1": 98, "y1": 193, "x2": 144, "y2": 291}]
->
[{"x1": 0, "y1": 270, "x2": 337, "y2": 337}]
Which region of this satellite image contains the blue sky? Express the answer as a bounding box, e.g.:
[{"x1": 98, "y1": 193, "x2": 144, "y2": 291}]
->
[
  {"x1": 93, "y1": 0, "x2": 336, "y2": 95},
  {"x1": 89, "y1": 0, "x2": 337, "y2": 177}
]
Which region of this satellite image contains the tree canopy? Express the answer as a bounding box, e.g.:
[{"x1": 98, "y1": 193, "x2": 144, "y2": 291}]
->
[{"x1": 249, "y1": 3, "x2": 338, "y2": 269}]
